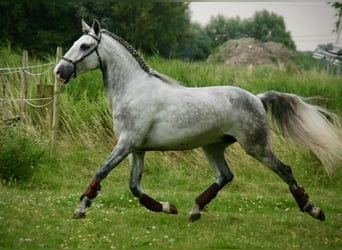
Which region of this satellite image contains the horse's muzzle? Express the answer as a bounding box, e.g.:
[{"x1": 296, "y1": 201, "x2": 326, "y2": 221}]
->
[{"x1": 54, "y1": 63, "x2": 74, "y2": 84}]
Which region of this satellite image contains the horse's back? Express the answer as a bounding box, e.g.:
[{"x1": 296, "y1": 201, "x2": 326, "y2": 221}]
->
[{"x1": 183, "y1": 85, "x2": 267, "y2": 126}]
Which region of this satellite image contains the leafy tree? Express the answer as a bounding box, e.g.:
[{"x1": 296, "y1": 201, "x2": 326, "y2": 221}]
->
[
  {"x1": 110, "y1": 2, "x2": 190, "y2": 58},
  {"x1": 187, "y1": 23, "x2": 213, "y2": 61},
  {"x1": 0, "y1": 1, "x2": 80, "y2": 55},
  {"x1": 248, "y1": 10, "x2": 295, "y2": 50},
  {"x1": 71, "y1": 1, "x2": 114, "y2": 30},
  {"x1": 0, "y1": 1, "x2": 191, "y2": 58},
  {"x1": 205, "y1": 15, "x2": 246, "y2": 49}
]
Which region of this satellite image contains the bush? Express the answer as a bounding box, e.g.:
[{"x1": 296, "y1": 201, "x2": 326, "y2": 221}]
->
[{"x1": 0, "y1": 125, "x2": 46, "y2": 182}]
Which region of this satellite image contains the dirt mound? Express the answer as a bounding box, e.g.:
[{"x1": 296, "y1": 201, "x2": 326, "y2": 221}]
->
[{"x1": 207, "y1": 38, "x2": 297, "y2": 66}]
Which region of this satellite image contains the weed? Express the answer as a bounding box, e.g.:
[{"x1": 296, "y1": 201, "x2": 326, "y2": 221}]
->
[{"x1": 0, "y1": 125, "x2": 46, "y2": 182}]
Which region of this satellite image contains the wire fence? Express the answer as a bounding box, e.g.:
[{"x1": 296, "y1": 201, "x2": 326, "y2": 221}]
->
[
  {"x1": 1, "y1": 47, "x2": 63, "y2": 158},
  {"x1": 1, "y1": 54, "x2": 56, "y2": 122},
  {"x1": 0, "y1": 62, "x2": 55, "y2": 75},
  {"x1": 0, "y1": 97, "x2": 54, "y2": 108}
]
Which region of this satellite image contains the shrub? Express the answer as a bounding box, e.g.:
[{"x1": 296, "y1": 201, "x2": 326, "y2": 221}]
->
[{"x1": 0, "y1": 124, "x2": 46, "y2": 182}]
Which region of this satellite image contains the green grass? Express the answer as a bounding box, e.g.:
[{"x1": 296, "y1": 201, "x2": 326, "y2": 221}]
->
[
  {"x1": 0, "y1": 53, "x2": 341, "y2": 249},
  {"x1": 1, "y1": 146, "x2": 341, "y2": 249},
  {"x1": 1, "y1": 137, "x2": 341, "y2": 249}
]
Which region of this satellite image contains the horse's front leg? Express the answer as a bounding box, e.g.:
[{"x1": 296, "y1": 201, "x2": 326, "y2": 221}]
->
[
  {"x1": 129, "y1": 152, "x2": 178, "y2": 214},
  {"x1": 73, "y1": 139, "x2": 131, "y2": 219}
]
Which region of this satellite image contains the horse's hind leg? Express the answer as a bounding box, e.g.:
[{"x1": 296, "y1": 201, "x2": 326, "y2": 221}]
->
[
  {"x1": 241, "y1": 140, "x2": 325, "y2": 221},
  {"x1": 189, "y1": 144, "x2": 234, "y2": 222}
]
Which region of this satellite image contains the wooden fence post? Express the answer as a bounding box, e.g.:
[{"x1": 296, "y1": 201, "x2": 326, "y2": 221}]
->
[
  {"x1": 36, "y1": 84, "x2": 54, "y2": 126},
  {"x1": 51, "y1": 47, "x2": 62, "y2": 158},
  {"x1": 22, "y1": 50, "x2": 28, "y2": 118}
]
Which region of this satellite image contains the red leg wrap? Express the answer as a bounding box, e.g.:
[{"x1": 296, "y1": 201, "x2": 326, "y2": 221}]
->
[
  {"x1": 81, "y1": 179, "x2": 101, "y2": 201},
  {"x1": 290, "y1": 186, "x2": 309, "y2": 212},
  {"x1": 196, "y1": 183, "x2": 220, "y2": 210},
  {"x1": 139, "y1": 194, "x2": 162, "y2": 212}
]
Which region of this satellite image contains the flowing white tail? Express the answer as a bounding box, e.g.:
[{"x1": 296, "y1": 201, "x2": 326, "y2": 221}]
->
[{"x1": 258, "y1": 91, "x2": 342, "y2": 174}]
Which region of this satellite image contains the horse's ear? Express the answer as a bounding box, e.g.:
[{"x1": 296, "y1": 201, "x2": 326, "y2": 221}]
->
[
  {"x1": 82, "y1": 19, "x2": 90, "y2": 33},
  {"x1": 92, "y1": 19, "x2": 101, "y2": 36}
]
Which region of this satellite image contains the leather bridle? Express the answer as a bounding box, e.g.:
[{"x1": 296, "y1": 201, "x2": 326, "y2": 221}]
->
[{"x1": 61, "y1": 33, "x2": 103, "y2": 78}]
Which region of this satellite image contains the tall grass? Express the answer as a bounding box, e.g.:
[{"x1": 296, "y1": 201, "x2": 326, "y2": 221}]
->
[
  {"x1": 149, "y1": 58, "x2": 342, "y2": 112},
  {"x1": 1, "y1": 49, "x2": 341, "y2": 249}
]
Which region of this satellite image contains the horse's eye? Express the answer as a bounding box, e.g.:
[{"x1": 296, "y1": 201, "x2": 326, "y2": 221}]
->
[{"x1": 80, "y1": 44, "x2": 90, "y2": 50}]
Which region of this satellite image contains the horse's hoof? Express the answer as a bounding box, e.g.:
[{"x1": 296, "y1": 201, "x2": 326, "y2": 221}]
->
[
  {"x1": 72, "y1": 211, "x2": 86, "y2": 219},
  {"x1": 188, "y1": 213, "x2": 201, "y2": 223},
  {"x1": 169, "y1": 203, "x2": 178, "y2": 214},
  {"x1": 317, "y1": 210, "x2": 325, "y2": 221},
  {"x1": 305, "y1": 204, "x2": 325, "y2": 221},
  {"x1": 161, "y1": 202, "x2": 178, "y2": 214},
  {"x1": 312, "y1": 208, "x2": 325, "y2": 221}
]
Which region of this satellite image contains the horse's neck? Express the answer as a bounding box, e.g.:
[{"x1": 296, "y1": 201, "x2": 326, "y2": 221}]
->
[{"x1": 101, "y1": 35, "x2": 146, "y2": 104}]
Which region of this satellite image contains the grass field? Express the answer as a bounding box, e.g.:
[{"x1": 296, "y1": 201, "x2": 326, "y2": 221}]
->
[{"x1": 0, "y1": 53, "x2": 341, "y2": 249}]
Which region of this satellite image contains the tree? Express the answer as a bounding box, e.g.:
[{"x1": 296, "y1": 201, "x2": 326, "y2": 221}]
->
[
  {"x1": 71, "y1": 1, "x2": 114, "y2": 30},
  {"x1": 205, "y1": 15, "x2": 246, "y2": 49},
  {"x1": 187, "y1": 23, "x2": 213, "y2": 61},
  {"x1": 0, "y1": 1, "x2": 80, "y2": 55},
  {"x1": 110, "y1": 2, "x2": 190, "y2": 58},
  {"x1": 0, "y1": 1, "x2": 191, "y2": 58},
  {"x1": 248, "y1": 10, "x2": 296, "y2": 50}
]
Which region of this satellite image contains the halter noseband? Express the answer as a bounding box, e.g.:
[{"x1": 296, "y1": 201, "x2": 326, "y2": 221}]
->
[{"x1": 62, "y1": 33, "x2": 103, "y2": 78}]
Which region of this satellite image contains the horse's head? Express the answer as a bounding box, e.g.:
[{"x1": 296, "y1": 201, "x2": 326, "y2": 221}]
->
[{"x1": 54, "y1": 19, "x2": 103, "y2": 83}]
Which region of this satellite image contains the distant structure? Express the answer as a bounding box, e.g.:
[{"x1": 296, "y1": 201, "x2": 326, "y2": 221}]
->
[{"x1": 313, "y1": 14, "x2": 342, "y2": 68}]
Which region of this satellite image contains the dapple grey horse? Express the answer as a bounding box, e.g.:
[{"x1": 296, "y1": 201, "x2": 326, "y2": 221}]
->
[{"x1": 55, "y1": 20, "x2": 342, "y2": 222}]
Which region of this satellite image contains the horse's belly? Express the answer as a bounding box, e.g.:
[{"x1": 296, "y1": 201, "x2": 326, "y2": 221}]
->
[
  {"x1": 141, "y1": 124, "x2": 227, "y2": 151},
  {"x1": 139, "y1": 93, "x2": 239, "y2": 150}
]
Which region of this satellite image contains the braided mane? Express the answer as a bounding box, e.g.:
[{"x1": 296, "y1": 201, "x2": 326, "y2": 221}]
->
[
  {"x1": 100, "y1": 29, "x2": 181, "y2": 86},
  {"x1": 101, "y1": 29, "x2": 152, "y2": 74}
]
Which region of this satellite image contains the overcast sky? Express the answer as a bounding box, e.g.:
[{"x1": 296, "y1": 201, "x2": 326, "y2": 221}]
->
[{"x1": 189, "y1": 2, "x2": 337, "y2": 51}]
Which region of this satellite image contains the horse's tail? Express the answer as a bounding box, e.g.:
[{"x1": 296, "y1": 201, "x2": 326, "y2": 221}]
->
[{"x1": 257, "y1": 91, "x2": 342, "y2": 174}]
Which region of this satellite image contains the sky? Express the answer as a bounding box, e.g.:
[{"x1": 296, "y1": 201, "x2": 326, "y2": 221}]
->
[{"x1": 189, "y1": 2, "x2": 338, "y2": 51}]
